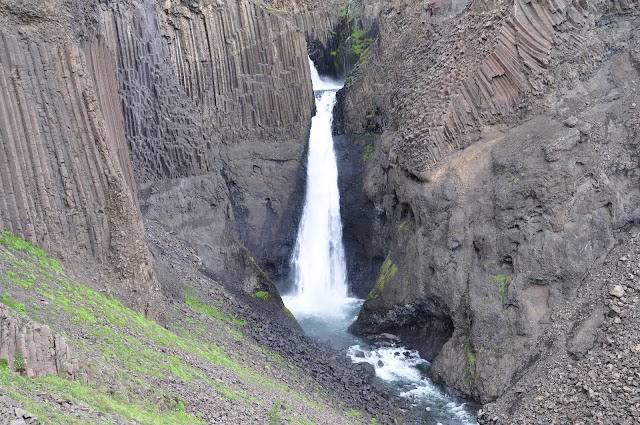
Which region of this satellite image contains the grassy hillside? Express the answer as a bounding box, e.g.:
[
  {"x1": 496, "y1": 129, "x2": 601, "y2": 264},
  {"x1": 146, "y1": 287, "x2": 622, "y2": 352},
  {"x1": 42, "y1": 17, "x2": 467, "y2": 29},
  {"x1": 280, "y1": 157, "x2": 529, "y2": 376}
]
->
[{"x1": 0, "y1": 231, "x2": 372, "y2": 424}]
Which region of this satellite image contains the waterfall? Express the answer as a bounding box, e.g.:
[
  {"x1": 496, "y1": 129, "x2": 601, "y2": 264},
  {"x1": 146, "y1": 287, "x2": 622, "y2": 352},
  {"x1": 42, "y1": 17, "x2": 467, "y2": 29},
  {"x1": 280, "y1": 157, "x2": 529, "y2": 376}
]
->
[{"x1": 283, "y1": 59, "x2": 355, "y2": 318}]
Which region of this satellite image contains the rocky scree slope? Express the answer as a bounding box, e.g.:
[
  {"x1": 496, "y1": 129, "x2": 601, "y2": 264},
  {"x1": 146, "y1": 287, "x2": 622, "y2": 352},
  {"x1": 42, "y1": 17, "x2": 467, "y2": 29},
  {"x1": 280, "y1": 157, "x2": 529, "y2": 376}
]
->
[
  {"x1": 337, "y1": 0, "x2": 640, "y2": 407},
  {"x1": 0, "y1": 230, "x2": 399, "y2": 424},
  {"x1": 478, "y1": 226, "x2": 640, "y2": 424}
]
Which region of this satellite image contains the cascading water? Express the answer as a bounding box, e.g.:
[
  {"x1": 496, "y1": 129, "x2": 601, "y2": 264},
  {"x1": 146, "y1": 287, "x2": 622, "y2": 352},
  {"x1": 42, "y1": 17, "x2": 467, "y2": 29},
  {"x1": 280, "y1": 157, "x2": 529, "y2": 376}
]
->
[
  {"x1": 282, "y1": 58, "x2": 359, "y2": 321},
  {"x1": 283, "y1": 59, "x2": 477, "y2": 424}
]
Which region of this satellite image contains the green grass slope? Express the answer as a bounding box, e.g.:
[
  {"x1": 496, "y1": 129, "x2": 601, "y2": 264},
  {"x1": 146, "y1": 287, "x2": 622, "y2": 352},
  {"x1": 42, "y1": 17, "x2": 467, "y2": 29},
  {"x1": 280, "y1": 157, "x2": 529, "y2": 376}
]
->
[{"x1": 0, "y1": 231, "x2": 369, "y2": 424}]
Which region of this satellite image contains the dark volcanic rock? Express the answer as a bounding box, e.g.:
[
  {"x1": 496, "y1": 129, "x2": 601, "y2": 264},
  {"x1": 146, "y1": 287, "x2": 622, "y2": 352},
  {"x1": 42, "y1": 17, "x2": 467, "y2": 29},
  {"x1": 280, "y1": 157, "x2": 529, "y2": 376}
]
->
[
  {"x1": 342, "y1": 0, "x2": 640, "y2": 405},
  {"x1": 334, "y1": 133, "x2": 383, "y2": 297}
]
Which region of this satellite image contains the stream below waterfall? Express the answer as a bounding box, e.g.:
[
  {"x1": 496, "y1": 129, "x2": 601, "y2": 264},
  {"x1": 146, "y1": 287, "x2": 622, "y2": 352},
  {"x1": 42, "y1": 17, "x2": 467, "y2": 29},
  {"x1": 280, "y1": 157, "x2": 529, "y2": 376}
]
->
[{"x1": 282, "y1": 59, "x2": 477, "y2": 425}]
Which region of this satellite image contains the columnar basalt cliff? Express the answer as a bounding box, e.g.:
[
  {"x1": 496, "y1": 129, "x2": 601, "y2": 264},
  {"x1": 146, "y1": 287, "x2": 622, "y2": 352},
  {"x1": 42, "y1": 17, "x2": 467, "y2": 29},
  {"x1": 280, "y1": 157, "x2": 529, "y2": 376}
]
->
[
  {"x1": 0, "y1": 305, "x2": 81, "y2": 380},
  {"x1": 0, "y1": 0, "x2": 345, "y2": 317},
  {"x1": 0, "y1": 0, "x2": 160, "y2": 316},
  {"x1": 94, "y1": 0, "x2": 344, "y2": 288},
  {"x1": 343, "y1": 0, "x2": 640, "y2": 404}
]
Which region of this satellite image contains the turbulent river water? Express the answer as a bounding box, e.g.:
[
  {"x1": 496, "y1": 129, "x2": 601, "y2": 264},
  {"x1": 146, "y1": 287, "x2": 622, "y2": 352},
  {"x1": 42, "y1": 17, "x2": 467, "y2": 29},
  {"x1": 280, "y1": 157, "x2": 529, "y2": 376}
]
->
[{"x1": 282, "y1": 59, "x2": 477, "y2": 425}]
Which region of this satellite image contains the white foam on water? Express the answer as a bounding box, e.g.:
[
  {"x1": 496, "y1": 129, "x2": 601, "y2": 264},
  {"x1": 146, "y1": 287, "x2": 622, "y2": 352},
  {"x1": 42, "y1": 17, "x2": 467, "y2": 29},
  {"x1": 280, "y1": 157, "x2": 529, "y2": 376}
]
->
[
  {"x1": 347, "y1": 344, "x2": 477, "y2": 424},
  {"x1": 308, "y1": 57, "x2": 343, "y2": 91}
]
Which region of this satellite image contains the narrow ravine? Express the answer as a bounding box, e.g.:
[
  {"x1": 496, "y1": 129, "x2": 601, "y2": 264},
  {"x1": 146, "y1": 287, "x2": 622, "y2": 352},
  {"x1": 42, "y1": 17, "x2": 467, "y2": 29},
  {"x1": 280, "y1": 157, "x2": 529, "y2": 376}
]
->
[{"x1": 283, "y1": 59, "x2": 477, "y2": 425}]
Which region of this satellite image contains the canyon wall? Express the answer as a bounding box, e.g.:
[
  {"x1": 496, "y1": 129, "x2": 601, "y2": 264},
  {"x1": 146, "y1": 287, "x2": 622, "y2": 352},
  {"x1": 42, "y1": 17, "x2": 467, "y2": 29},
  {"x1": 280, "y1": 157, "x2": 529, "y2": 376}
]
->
[
  {"x1": 344, "y1": 0, "x2": 640, "y2": 403},
  {"x1": 95, "y1": 0, "x2": 343, "y2": 288},
  {"x1": 0, "y1": 0, "x2": 160, "y2": 316},
  {"x1": 0, "y1": 0, "x2": 346, "y2": 319}
]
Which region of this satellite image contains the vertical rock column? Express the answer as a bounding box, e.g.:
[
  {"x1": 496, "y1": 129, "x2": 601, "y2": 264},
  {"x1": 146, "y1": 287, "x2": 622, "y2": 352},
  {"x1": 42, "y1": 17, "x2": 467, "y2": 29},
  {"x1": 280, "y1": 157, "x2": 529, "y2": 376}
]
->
[
  {"x1": 0, "y1": 305, "x2": 80, "y2": 379},
  {"x1": 0, "y1": 19, "x2": 160, "y2": 316}
]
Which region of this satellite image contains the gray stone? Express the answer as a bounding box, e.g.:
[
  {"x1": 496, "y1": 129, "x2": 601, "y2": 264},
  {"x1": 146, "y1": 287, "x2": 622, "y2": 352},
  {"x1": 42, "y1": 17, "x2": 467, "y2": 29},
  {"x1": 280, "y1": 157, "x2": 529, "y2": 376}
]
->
[
  {"x1": 563, "y1": 116, "x2": 579, "y2": 127},
  {"x1": 610, "y1": 285, "x2": 625, "y2": 298}
]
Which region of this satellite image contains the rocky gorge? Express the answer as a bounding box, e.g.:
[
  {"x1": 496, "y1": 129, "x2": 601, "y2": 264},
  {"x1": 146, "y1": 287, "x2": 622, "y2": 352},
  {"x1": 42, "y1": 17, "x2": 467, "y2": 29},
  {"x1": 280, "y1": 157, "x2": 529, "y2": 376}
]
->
[{"x1": 0, "y1": 0, "x2": 639, "y2": 423}]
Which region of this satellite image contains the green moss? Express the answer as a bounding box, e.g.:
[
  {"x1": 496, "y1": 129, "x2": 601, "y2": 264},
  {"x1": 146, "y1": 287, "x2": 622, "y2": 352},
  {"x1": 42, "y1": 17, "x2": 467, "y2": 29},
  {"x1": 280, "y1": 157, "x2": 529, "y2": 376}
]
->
[
  {"x1": 283, "y1": 307, "x2": 294, "y2": 320},
  {"x1": 465, "y1": 339, "x2": 476, "y2": 371},
  {"x1": 0, "y1": 231, "x2": 61, "y2": 272},
  {"x1": 492, "y1": 274, "x2": 512, "y2": 305},
  {"x1": 366, "y1": 254, "x2": 398, "y2": 301},
  {"x1": 339, "y1": 0, "x2": 349, "y2": 19},
  {"x1": 0, "y1": 358, "x2": 8, "y2": 369},
  {"x1": 346, "y1": 408, "x2": 362, "y2": 418},
  {"x1": 14, "y1": 349, "x2": 26, "y2": 373},
  {"x1": 350, "y1": 27, "x2": 375, "y2": 63},
  {"x1": 0, "y1": 369, "x2": 203, "y2": 425},
  {"x1": 362, "y1": 144, "x2": 373, "y2": 163},
  {"x1": 254, "y1": 290, "x2": 270, "y2": 301},
  {"x1": 0, "y1": 231, "x2": 338, "y2": 423}
]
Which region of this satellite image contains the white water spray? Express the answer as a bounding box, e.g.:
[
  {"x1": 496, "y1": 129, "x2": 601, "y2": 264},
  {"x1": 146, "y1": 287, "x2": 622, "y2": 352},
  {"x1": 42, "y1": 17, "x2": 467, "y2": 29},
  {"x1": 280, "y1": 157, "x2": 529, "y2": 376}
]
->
[{"x1": 283, "y1": 59, "x2": 357, "y2": 318}]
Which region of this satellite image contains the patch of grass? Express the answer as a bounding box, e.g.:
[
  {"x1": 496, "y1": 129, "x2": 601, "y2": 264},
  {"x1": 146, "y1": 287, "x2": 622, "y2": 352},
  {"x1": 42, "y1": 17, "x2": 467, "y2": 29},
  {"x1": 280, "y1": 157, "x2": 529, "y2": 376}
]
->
[
  {"x1": 254, "y1": 290, "x2": 270, "y2": 301},
  {"x1": 185, "y1": 295, "x2": 246, "y2": 326},
  {"x1": 1, "y1": 293, "x2": 26, "y2": 315},
  {"x1": 0, "y1": 358, "x2": 8, "y2": 369},
  {"x1": 366, "y1": 254, "x2": 398, "y2": 301},
  {"x1": 172, "y1": 398, "x2": 186, "y2": 413},
  {"x1": 346, "y1": 408, "x2": 362, "y2": 418},
  {"x1": 0, "y1": 367, "x2": 202, "y2": 425},
  {"x1": 339, "y1": 0, "x2": 349, "y2": 19},
  {"x1": 14, "y1": 349, "x2": 26, "y2": 373},
  {"x1": 492, "y1": 274, "x2": 512, "y2": 305},
  {"x1": 367, "y1": 253, "x2": 398, "y2": 300},
  {"x1": 283, "y1": 306, "x2": 294, "y2": 320},
  {"x1": 350, "y1": 27, "x2": 375, "y2": 63},
  {"x1": 269, "y1": 400, "x2": 282, "y2": 425},
  {"x1": 0, "y1": 231, "x2": 61, "y2": 272},
  {"x1": 465, "y1": 338, "x2": 476, "y2": 370},
  {"x1": 362, "y1": 144, "x2": 373, "y2": 163}
]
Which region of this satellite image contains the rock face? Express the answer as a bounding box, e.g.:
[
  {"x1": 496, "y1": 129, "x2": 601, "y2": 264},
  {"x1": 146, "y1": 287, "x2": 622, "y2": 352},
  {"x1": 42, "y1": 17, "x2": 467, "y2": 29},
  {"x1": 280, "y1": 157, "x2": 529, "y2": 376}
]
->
[
  {"x1": 0, "y1": 305, "x2": 81, "y2": 380},
  {"x1": 478, "y1": 232, "x2": 640, "y2": 424},
  {"x1": 343, "y1": 0, "x2": 640, "y2": 404},
  {"x1": 0, "y1": 0, "x2": 160, "y2": 316},
  {"x1": 94, "y1": 0, "x2": 343, "y2": 288},
  {"x1": 0, "y1": 0, "x2": 345, "y2": 315}
]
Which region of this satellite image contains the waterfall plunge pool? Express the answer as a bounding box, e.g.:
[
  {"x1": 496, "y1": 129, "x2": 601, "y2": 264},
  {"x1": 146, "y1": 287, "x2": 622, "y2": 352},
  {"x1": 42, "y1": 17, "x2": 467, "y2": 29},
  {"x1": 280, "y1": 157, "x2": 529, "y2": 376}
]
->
[{"x1": 282, "y1": 58, "x2": 477, "y2": 425}]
